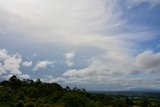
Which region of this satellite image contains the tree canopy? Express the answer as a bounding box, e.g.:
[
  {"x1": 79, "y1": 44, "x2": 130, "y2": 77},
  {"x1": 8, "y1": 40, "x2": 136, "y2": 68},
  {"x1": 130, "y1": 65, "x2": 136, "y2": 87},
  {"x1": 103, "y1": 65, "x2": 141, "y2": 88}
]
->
[{"x1": 0, "y1": 75, "x2": 160, "y2": 107}]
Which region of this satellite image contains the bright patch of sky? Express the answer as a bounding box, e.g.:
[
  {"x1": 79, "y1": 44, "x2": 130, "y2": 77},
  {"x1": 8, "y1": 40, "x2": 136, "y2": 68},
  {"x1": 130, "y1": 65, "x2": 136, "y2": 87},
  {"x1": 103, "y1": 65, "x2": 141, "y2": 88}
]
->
[{"x1": 0, "y1": 0, "x2": 160, "y2": 91}]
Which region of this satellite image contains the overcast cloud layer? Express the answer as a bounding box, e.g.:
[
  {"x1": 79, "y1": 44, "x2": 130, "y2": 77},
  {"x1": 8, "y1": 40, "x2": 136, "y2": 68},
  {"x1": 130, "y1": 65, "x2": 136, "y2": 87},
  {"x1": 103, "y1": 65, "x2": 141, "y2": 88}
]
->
[{"x1": 0, "y1": 0, "x2": 160, "y2": 90}]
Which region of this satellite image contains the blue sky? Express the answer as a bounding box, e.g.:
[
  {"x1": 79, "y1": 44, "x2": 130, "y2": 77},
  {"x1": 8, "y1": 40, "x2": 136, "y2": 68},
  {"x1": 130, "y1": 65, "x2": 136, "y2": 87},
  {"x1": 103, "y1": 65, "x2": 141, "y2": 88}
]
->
[{"x1": 0, "y1": 0, "x2": 160, "y2": 91}]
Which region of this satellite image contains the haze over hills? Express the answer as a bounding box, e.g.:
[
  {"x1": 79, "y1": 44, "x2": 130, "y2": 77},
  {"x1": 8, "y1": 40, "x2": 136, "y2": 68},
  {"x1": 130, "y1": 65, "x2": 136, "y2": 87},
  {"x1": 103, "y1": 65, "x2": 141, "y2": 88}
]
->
[{"x1": 126, "y1": 87, "x2": 160, "y2": 92}]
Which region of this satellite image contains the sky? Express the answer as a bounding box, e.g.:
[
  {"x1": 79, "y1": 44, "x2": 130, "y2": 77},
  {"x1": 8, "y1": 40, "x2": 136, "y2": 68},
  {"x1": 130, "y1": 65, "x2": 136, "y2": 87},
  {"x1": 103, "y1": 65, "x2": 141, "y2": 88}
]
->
[{"x1": 0, "y1": 0, "x2": 160, "y2": 91}]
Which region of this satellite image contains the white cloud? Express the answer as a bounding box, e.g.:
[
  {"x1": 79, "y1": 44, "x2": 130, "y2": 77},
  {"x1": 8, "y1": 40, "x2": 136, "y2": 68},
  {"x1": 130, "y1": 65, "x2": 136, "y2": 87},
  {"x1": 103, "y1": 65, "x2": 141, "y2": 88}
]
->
[
  {"x1": 19, "y1": 74, "x2": 30, "y2": 79},
  {"x1": 22, "y1": 61, "x2": 33, "y2": 67},
  {"x1": 0, "y1": 0, "x2": 128, "y2": 49},
  {"x1": 63, "y1": 51, "x2": 76, "y2": 67},
  {"x1": 0, "y1": 49, "x2": 8, "y2": 61},
  {"x1": 62, "y1": 51, "x2": 134, "y2": 78},
  {"x1": 49, "y1": 50, "x2": 160, "y2": 90},
  {"x1": 0, "y1": 63, "x2": 5, "y2": 75},
  {"x1": 63, "y1": 50, "x2": 160, "y2": 78},
  {"x1": 0, "y1": 49, "x2": 31, "y2": 80},
  {"x1": 63, "y1": 59, "x2": 115, "y2": 77},
  {"x1": 3, "y1": 54, "x2": 22, "y2": 75},
  {"x1": 0, "y1": 49, "x2": 22, "y2": 75},
  {"x1": 134, "y1": 50, "x2": 160, "y2": 73},
  {"x1": 34, "y1": 60, "x2": 54, "y2": 71}
]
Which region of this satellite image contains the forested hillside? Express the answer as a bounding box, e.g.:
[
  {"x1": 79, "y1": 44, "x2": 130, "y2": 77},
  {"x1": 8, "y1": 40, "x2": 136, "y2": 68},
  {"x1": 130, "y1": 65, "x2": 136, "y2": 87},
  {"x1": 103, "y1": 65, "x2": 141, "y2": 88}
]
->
[{"x1": 0, "y1": 75, "x2": 160, "y2": 107}]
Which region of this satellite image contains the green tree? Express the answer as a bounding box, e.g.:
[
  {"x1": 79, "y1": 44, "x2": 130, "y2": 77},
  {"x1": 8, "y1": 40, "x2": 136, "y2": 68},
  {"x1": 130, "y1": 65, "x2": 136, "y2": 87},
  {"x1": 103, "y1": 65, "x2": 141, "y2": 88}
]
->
[
  {"x1": 9, "y1": 75, "x2": 21, "y2": 90},
  {"x1": 65, "y1": 86, "x2": 70, "y2": 91}
]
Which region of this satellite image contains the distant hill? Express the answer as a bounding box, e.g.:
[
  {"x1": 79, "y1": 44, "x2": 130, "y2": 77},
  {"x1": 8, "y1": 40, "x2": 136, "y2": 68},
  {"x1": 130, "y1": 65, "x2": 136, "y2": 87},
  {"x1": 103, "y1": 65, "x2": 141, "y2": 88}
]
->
[
  {"x1": 91, "y1": 90, "x2": 160, "y2": 99},
  {"x1": 127, "y1": 87, "x2": 160, "y2": 92}
]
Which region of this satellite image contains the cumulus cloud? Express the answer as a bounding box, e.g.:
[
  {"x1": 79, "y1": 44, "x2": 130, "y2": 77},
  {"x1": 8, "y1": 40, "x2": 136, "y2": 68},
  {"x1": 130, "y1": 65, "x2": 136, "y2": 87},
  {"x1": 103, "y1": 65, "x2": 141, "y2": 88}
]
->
[
  {"x1": 22, "y1": 61, "x2": 33, "y2": 67},
  {"x1": 0, "y1": 49, "x2": 30, "y2": 79},
  {"x1": 34, "y1": 60, "x2": 54, "y2": 71},
  {"x1": 0, "y1": 49, "x2": 22, "y2": 75},
  {"x1": 63, "y1": 51, "x2": 76, "y2": 67}
]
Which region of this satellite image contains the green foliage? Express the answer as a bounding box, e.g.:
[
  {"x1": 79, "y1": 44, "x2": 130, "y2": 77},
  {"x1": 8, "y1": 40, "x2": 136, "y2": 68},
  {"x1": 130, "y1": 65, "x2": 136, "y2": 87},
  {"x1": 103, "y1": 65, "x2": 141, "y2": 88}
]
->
[
  {"x1": 59, "y1": 93, "x2": 88, "y2": 107},
  {"x1": 1, "y1": 75, "x2": 160, "y2": 107}
]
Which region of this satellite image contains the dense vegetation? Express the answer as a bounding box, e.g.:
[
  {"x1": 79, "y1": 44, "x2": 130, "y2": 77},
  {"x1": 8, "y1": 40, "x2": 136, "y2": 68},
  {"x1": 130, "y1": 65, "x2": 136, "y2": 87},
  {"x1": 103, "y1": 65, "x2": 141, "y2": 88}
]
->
[{"x1": 0, "y1": 75, "x2": 160, "y2": 107}]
